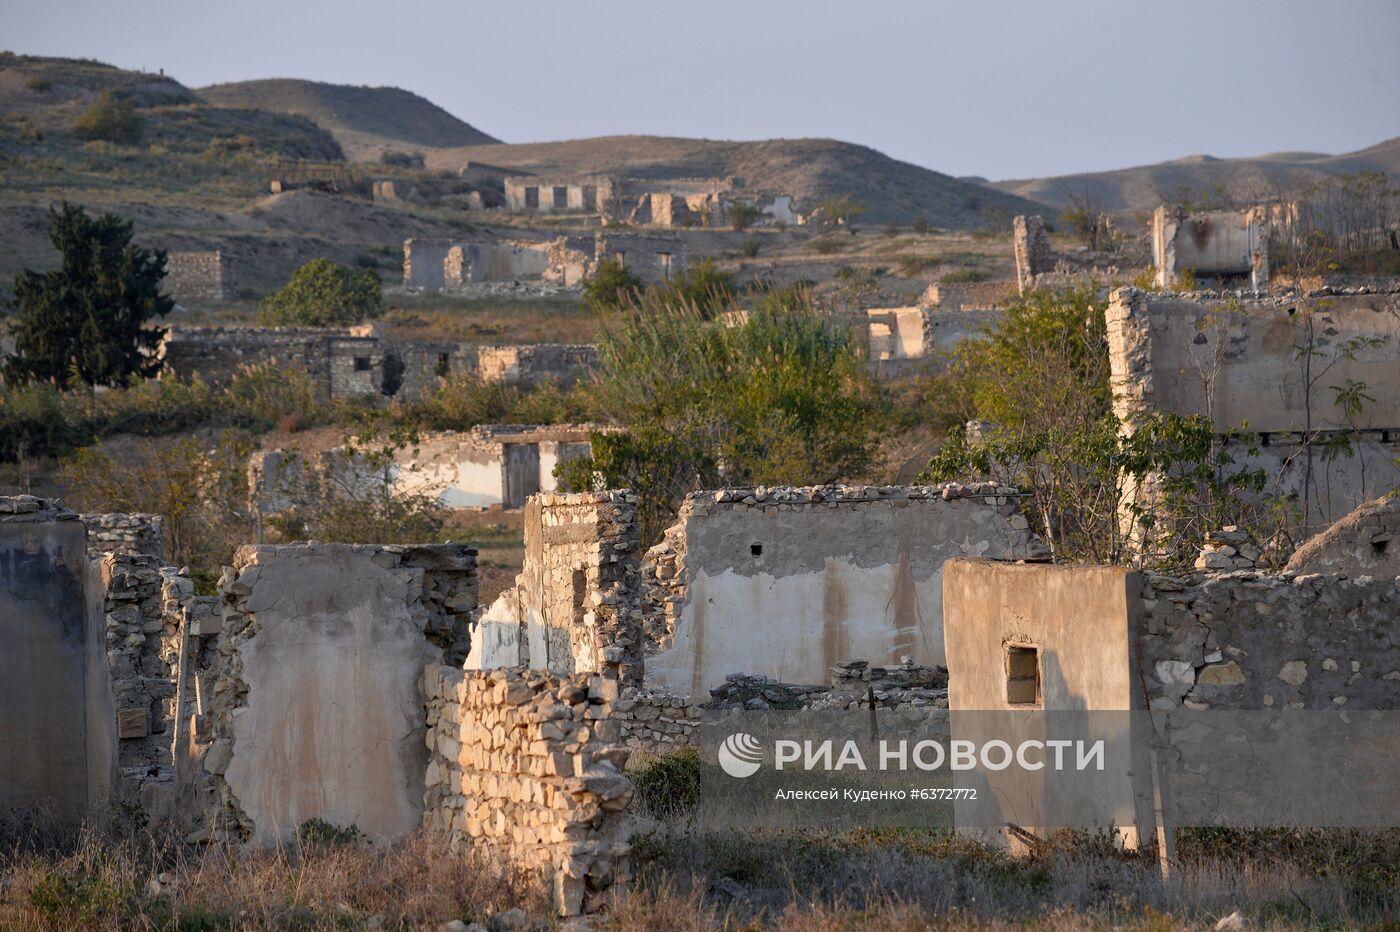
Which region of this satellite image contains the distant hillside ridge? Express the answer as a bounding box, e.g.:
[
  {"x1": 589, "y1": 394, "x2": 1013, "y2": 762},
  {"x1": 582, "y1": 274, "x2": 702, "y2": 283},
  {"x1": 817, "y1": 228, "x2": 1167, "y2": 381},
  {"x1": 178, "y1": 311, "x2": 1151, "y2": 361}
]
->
[
  {"x1": 429, "y1": 134, "x2": 1049, "y2": 228},
  {"x1": 199, "y1": 78, "x2": 500, "y2": 159},
  {"x1": 988, "y1": 135, "x2": 1400, "y2": 213}
]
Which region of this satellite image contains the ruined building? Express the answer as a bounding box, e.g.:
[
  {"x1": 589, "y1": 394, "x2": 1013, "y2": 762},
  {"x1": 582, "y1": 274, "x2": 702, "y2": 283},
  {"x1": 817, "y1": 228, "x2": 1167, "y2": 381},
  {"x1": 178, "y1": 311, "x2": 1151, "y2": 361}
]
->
[
  {"x1": 158, "y1": 325, "x2": 598, "y2": 402},
  {"x1": 403, "y1": 231, "x2": 686, "y2": 291},
  {"x1": 1151, "y1": 204, "x2": 1271, "y2": 291},
  {"x1": 1107, "y1": 285, "x2": 1400, "y2": 538}
]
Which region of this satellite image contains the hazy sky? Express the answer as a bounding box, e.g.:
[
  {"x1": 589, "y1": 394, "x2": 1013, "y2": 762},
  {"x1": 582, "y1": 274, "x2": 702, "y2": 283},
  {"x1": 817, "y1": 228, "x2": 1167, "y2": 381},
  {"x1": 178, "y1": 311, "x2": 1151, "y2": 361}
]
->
[{"x1": 6, "y1": 0, "x2": 1399, "y2": 180}]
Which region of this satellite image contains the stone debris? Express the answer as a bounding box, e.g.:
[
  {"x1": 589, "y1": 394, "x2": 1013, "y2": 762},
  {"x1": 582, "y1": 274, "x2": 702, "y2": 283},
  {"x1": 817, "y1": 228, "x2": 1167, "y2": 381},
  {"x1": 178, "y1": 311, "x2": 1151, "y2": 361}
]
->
[{"x1": 1195, "y1": 527, "x2": 1261, "y2": 572}]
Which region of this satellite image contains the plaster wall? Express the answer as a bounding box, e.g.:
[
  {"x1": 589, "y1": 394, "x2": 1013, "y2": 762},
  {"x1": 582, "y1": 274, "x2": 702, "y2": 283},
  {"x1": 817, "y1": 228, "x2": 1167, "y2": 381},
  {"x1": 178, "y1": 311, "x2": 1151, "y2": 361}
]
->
[
  {"x1": 644, "y1": 488, "x2": 1038, "y2": 697},
  {"x1": 218, "y1": 546, "x2": 445, "y2": 844},
  {"x1": 1107, "y1": 290, "x2": 1400, "y2": 434},
  {"x1": 0, "y1": 505, "x2": 115, "y2": 823}
]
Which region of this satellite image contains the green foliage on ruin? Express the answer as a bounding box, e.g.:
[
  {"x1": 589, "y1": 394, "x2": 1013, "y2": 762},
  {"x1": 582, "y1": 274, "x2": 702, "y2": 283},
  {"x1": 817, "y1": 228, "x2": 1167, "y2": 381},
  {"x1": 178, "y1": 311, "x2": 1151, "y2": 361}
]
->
[
  {"x1": 920, "y1": 284, "x2": 1289, "y2": 570},
  {"x1": 3, "y1": 202, "x2": 170, "y2": 389},
  {"x1": 560, "y1": 284, "x2": 881, "y2": 542},
  {"x1": 71, "y1": 91, "x2": 144, "y2": 145},
  {"x1": 258, "y1": 258, "x2": 382, "y2": 327}
]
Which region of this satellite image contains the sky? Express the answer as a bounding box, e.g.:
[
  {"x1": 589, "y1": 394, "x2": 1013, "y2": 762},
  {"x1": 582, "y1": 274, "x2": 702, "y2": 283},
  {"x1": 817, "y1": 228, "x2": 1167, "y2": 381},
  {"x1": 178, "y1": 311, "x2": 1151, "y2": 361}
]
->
[{"x1": 5, "y1": 0, "x2": 1399, "y2": 180}]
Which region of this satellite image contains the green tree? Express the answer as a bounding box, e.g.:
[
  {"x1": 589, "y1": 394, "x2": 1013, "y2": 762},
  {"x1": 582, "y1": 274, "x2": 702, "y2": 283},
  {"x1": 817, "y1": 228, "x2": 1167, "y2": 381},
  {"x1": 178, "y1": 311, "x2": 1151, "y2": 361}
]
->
[
  {"x1": 582, "y1": 258, "x2": 643, "y2": 312},
  {"x1": 72, "y1": 90, "x2": 143, "y2": 145},
  {"x1": 3, "y1": 202, "x2": 170, "y2": 389},
  {"x1": 559, "y1": 285, "x2": 881, "y2": 541},
  {"x1": 812, "y1": 194, "x2": 865, "y2": 228},
  {"x1": 259, "y1": 258, "x2": 382, "y2": 327},
  {"x1": 729, "y1": 202, "x2": 762, "y2": 232}
]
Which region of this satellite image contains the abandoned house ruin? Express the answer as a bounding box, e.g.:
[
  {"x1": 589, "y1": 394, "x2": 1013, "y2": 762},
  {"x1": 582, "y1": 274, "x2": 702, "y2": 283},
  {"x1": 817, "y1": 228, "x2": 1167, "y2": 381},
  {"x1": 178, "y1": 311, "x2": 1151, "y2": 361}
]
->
[
  {"x1": 163, "y1": 250, "x2": 238, "y2": 305},
  {"x1": 1151, "y1": 204, "x2": 1271, "y2": 291},
  {"x1": 403, "y1": 231, "x2": 686, "y2": 291},
  {"x1": 158, "y1": 325, "x2": 598, "y2": 402},
  {"x1": 859, "y1": 282, "x2": 1016, "y2": 376},
  {"x1": 503, "y1": 173, "x2": 801, "y2": 229},
  {"x1": 249, "y1": 424, "x2": 601, "y2": 514},
  {"x1": 1107, "y1": 285, "x2": 1400, "y2": 538}
]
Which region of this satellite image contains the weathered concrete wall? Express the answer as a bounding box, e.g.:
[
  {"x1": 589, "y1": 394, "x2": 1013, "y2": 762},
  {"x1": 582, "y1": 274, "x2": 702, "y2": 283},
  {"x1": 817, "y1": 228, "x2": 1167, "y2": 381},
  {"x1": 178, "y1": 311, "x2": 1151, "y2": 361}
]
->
[
  {"x1": 466, "y1": 492, "x2": 641, "y2": 683},
  {"x1": 943, "y1": 559, "x2": 1141, "y2": 711},
  {"x1": 1285, "y1": 494, "x2": 1400, "y2": 578},
  {"x1": 594, "y1": 232, "x2": 686, "y2": 285},
  {"x1": 504, "y1": 175, "x2": 615, "y2": 213},
  {"x1": 1107, "y1": 288, "x2": 1400, "y2": 434},
  {"x1": 641, "y1": 485, "x2": 1044, "y2": 697},
  {"x1": 422, "y1": 666, "x2": 632, "y2": 915},
  {"x1": 1152, "y1": 205, "x2": 1268, "y2": 289},
  {"x1": 0, "y1": 497, "x2": 115, "y2": 824},
  {"x1": 403, "y1": 239, "x2": 451, "y2": 290},
  {"x1": 206, "y1": 543, "x2": 476, "y2": 845},
  {"x1": 863, "y1": 306, "x2": 1002, "y2": 377}
]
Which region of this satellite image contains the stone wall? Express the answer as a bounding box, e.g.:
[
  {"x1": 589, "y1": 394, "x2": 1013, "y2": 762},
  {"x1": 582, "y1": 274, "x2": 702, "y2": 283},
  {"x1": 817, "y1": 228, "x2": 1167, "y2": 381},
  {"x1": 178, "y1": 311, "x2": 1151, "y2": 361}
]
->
[
  {"x1": 641, "y1": 484, "x2": 1046, "y2": 696},
  {"x1": 467, "y1": 492, "x2": 642, "y2": 683},
  {"x1": 475, "y1": 343, "x2": 599, "y2": 388},
  {"x1": 923, "y1": 280, "x2": 1020, "y2": 311},
  {"x1": 593, "y1": 232, "x2": 686, "y2": 285},
  {"x1": 205, "y1": 543, "x2": 477, "y2": 845},
  {"x1": 0, "y1": 496, "x2": 115, "y2": 824},
  {"x1": 164, "y1": 251, "x2": 235, "y2": 304},
  {"x1": 159, "y1": 325, "x2": 384, "y2": 400},
  {"x1": 862, "y1": 305, "x2": 1002, "y2": 377},
  {"x1": 82, "y1": 512, "x2": 166, "y2": 560},
  {"x1": 1136, "y1": 568, "x2": 1400, "y2": 711},
  {"x1": 422, "y1": 666, "x2": 632, "y2": 915},
  {"x1": 1013, "y1": 215, "x2": 1053, "y2": 293}
]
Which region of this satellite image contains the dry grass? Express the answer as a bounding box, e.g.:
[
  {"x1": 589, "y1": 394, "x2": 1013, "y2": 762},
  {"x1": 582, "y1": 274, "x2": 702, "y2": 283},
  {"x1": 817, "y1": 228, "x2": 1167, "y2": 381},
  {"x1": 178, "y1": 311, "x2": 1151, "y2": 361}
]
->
[{"x1": 0, "y1": 825, "x2": 546, "y2": 930}]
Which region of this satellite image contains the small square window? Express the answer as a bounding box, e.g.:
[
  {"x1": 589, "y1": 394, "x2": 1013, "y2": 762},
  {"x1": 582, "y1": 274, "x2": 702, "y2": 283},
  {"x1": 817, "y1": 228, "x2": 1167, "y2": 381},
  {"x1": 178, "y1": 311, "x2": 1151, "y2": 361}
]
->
[
  {"x1": 436, "y1": 352, "x2": 451, "y2": 376},
  {"x1": 353, "y1": 356, "x2": 372, "y2": 372},
  {"x1": 1005, "y1": 644, "x2": 1040, "y2": 705}
]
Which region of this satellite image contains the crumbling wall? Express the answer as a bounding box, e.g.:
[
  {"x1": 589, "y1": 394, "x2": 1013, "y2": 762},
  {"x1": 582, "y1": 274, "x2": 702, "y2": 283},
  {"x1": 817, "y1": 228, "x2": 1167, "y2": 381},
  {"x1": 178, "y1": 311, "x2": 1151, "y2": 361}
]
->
[
  {"x1": 1107, "y1": 286, "x2": 1400, "y2": 534},
  {"x1": 641, "y1": 484, "x2": 1044, "y2": 696},
  {"x1": 1152, "y1": 205, "x2": 1269, "y2": 290},
  {"x1": 467, "y1": 492, "x2": 641, "y2": 683},
  {"x1": 0, "y1": 496, "x2": 115, "y2": 824},
  {"x1": 422, "y1": 666, "x2": 632, "y2": 915},
  {"x1": 863, "y1": 305, "x2": 1002, "y2": 377},
  {"x1": 1285, "y1": 494, "x2": 1400, "y2": 578},
  {"x1": 164, "y1": 251, "x2": 236, "y2": 304},
  {"x1": 504, "y1": 175, "x2": 615, "y2": 213},
  {"x1": 1013, "y1": 216, "x2": 1054, "y2": 293},
  {"x1": 390, "y1": 425, "x2": 597, "y2": 509},
  {"x1": 403, "y1": 239, "x2": 451, "y2": 290},
  {"x1": 82, "y1": 513, "x2": 165, "y2": 561},
  {"x1": 160, "y1": 326, "x2": 384, "y2": 400},
  {"x1": 205, "y1": 543, "x2": 476, "y2": 845},
  {"x1": 593, "y1": 232, "x2": 686, "y2": 285},
  {"x1": 475, "y1": 343, "x2": 598, "y2": 388},
  {"x1": 924, "y1": 281, "x2": 1019, "y2": 311}
]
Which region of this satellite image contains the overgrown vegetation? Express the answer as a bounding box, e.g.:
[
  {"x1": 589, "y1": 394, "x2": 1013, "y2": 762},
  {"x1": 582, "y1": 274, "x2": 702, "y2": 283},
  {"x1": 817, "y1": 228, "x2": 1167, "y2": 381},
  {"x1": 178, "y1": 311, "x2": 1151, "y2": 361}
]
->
[
  {"x1": 919, "y1": 284, "x2": 1291, "y2": 570},
  {"x1": 258, "y1": 258, "x2": 382, "y2": 327},
  {"x1": 561, "y1": 284, "x2": 882, "y2": 542},
  {"x1": 72, "y1": 91, "x2": 144, "y2": 145}
]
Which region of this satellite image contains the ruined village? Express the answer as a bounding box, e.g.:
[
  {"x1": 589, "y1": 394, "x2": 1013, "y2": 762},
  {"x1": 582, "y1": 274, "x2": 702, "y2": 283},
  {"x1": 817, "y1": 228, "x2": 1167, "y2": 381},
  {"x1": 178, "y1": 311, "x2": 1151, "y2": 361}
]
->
[{"x1": 2, "y1": 5, "x2": 1400, "y2": 930}]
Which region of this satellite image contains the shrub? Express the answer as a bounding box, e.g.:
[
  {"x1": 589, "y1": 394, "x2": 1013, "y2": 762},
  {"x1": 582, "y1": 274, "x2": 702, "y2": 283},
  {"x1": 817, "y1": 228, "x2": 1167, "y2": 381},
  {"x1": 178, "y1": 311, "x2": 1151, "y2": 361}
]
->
[
  {"x1": 740, "y1": 236, "x2": 761, "y2": 259},
  {"x1": 259, "y1": 258, "x2": 382, "y2": 327},
  {"x1": 582, "y1": 258, "x2": 643, "y2": 311},
  {"x1": 26, "y1": 75, "x2": 51, "y2": 92},
  {"x1": 72, "y1": 91, "x2": 143, "y2": 145},
  {"x1": 728, "y1": 202, "x2": 762, "y2": 232},
  {"x1": 912, "y1": 215, "x2": 931, "y2": 234}
]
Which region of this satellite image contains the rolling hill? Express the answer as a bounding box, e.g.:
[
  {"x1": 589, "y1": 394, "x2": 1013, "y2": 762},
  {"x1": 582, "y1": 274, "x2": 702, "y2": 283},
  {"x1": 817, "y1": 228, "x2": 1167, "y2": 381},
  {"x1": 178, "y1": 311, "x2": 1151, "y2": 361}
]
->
[
  {"x1": 989, "y1": 136, "x2": 1400, "y2": 213},
  {"x1": 430, "y1": 135, "x2": 1047, "y2": 227},
  {"x1": 198, "y1": 78, "x2": 500, "y2": 160}
]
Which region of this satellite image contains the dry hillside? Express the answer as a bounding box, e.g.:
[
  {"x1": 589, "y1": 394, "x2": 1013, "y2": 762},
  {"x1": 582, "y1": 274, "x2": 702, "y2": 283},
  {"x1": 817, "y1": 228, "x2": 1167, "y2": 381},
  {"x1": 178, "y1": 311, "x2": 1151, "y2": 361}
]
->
[
  {"x1": 432, "y1": 135, "x2": 1047, "y2": 227},
  {"x1": 199, "y1": 78, "x2": 500, "y2": 160},
  {"x1": 990, "y1": 136, "x2": 1400, "y2": 213}
]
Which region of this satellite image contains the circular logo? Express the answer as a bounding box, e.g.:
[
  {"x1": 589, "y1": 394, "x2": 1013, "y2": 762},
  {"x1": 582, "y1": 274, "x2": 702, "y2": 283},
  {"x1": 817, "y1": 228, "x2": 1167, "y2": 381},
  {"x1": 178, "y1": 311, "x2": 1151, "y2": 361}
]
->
[{"x1": 718, "y1": 732, "x2": 764, "y2": 778}]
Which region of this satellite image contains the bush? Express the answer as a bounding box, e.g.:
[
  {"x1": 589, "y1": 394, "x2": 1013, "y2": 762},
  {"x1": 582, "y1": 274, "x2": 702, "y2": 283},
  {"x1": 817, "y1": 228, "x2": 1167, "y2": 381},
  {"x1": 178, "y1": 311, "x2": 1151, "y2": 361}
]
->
[
  {"x1": 729, "y1": 202, "x2": 762, "y2": 232},
  {"x1": 912, "y1": 215, "x2": 931, "y2": 234},
  {"x1": 582, "y1": 259, "x2": 643, "y2": 312},
  {"x1": 259, "y1": 258, "x2": 382, "y2": 327},
  {"x1": 740, "y1": 236, "x2": 761, "y2": 259},
  {"x1": 72, "y1": 91, "x2": 143, "y2": 145},
  {"x1": 26, "y1": 75, "x2": 51, "y2": 92}
]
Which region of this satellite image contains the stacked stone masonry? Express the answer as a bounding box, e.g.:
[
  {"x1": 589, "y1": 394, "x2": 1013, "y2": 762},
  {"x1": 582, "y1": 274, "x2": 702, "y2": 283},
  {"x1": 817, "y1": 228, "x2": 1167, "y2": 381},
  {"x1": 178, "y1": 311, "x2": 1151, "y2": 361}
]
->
[
  {"x1": 468, "y1": 492, "x2": 642, "y2": 683},
  {"x1": 82, "y1": 512, "x2": 166, "y2": 560},
  {"x1": 422, "y1": 666, "x2": 633, "y2": 916}
]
